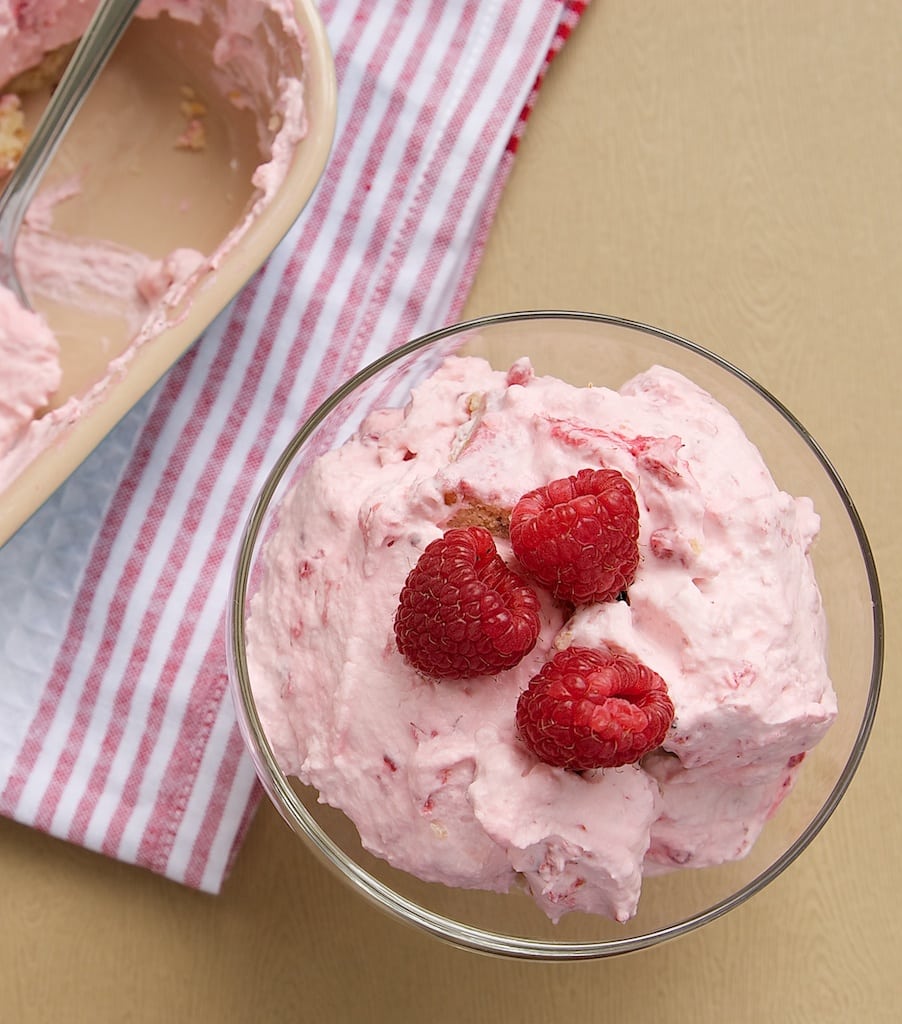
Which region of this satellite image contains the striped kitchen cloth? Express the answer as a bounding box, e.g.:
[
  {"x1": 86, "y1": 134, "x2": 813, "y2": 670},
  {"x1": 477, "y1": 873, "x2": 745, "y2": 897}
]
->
[{"x1": 0, "y1": 0, "x2": 588, "y2": 892}]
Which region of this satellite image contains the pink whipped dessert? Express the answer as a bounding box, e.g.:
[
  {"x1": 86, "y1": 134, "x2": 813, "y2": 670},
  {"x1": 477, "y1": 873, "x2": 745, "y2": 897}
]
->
[
  {"x1": 0, "y1": 284, "x2": 60, "y2": 459},
  {"x1": 246, "y1": 355, "x2": 836, "y2": 923},
  {"x1": 0, "y1": 0, "x2": 309, "y2": 495}
]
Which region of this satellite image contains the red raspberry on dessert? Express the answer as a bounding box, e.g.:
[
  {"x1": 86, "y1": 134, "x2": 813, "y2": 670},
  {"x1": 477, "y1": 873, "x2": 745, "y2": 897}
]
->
[
  {"x1": 394, "y1": 526, "x2": 541, "y2": 679},
  {"x1": 510, "y1": 467, "x2": 640, "y2": 604},
  {"x1": 516, "y1": 645, "x2": 674, "y2": 770}
]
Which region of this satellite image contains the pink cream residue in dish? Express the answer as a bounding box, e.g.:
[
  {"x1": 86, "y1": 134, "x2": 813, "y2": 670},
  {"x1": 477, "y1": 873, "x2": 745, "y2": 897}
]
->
[{"x1": 0, "y1": 0, "x2": 308, "y2": 494}]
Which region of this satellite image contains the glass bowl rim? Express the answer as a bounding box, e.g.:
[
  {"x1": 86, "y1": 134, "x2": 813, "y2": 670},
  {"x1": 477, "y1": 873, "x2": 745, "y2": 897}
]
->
[{"x1": 226, "y1": 309, "x2": 883, "y2": 961}]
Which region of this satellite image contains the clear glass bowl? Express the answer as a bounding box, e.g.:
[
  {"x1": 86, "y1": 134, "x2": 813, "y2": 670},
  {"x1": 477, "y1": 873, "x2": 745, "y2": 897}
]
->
[{"x1": 227, "y1": 311, "x2": 882, "y2": 960}]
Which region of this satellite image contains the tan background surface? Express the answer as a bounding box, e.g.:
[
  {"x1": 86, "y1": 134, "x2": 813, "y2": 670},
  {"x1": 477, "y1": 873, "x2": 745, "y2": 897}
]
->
[{"x1": 1, "y1": 1, "x2": 899, "y2": 1020}]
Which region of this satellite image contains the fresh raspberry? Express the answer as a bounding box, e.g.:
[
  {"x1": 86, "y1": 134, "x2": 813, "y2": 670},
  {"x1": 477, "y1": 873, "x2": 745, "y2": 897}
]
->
[
  {"x1": 394, "y1": 526, "x2": 541, "y2": 679},
  {"x1": 516, "y1": 645, "x2": 674, "y2": 770},
  {"x1": 510, "y1": 468, "x2": 640, "y2": 604}
]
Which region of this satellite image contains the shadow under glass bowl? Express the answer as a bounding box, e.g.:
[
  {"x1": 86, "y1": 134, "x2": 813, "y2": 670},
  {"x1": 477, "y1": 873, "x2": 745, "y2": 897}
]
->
[{"x1": 227, "y1": 310, "x2": 882, "y2": 961}]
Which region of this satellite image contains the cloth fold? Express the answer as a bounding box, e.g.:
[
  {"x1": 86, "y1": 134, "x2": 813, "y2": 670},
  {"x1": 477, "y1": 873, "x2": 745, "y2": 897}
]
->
[{"x1": 0, "y1": 0, "x2": 587, "y2": 892}]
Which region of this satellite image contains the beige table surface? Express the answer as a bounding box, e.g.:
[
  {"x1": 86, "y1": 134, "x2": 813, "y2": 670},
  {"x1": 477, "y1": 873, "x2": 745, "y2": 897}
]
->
[{"x1": 2, "y1": 1, "x2": 899, "y2": 1020}]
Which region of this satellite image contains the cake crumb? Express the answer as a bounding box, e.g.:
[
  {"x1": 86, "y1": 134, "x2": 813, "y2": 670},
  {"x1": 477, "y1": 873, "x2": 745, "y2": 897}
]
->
[
  {"x1": 0, "y1": 94, "x2": 26, "y2": 177},
  {"x1": 4, "y1": 42, "x2": 75, "y2": 95},
  {"x1": 445, "y1": 501, "x2": 511, "y2": 536},
  {"x1": 175, "y1": 117, "x2": 207, "y2": 151},
  {"x1": 175, "y1": 85, "x2": 208, "y2": 151}
]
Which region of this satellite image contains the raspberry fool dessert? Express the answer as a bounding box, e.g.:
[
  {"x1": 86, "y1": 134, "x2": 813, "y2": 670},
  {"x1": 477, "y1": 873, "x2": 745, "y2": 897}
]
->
[{"x1": 246, "y1": 355, "x2": 837, "y2": 924}]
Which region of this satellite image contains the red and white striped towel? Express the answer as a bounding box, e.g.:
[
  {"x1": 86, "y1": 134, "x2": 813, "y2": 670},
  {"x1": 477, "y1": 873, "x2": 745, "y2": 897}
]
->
[{"x1": 0, "y1": 0, "x2": 587, "y2": 892}]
